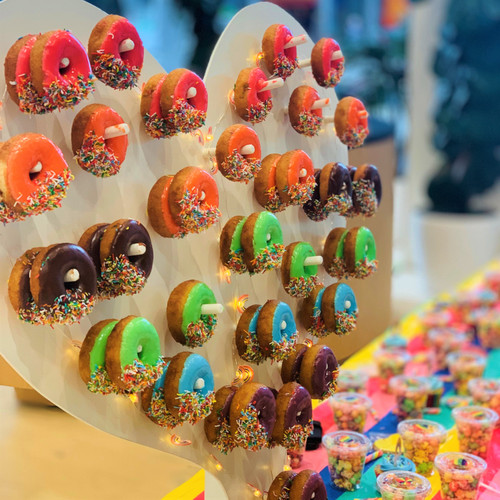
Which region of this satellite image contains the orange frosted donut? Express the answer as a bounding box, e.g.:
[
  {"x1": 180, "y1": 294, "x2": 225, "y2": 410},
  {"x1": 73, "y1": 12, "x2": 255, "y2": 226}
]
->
[
  {"x1": 289, "y1": 86, "x2": 323, "y2": 137},
  {"x1": 334, "y1": 97, "x2": 369, "y2": 148},
  {"x1": 276, "y1": 150, "x2": 315, "y2": 205},
  {"x1": 215, "y1": 125, "x2": 262, "y2": 183},
  {"x1": 168, "y1": 166, "x2": 220, "y2": 233},
  {"x1": 311, "y1": 37, "x2": 344, "y2": 88},
  {"x1": 71, "y1": 104, "x2": 128, "y2": 177},
  {"x1": 29, "y1": 30, "x2": 94, "y2": 111},
  {"x1": 0, "y1": 133, "x2": 72, "y2": 224},
  {"x1": 253, "y1": 153, "x2": 287, "y2": 213},
  {"x1": 233, "y1": 67, "x2": 273, "y2": 123},
  {"x1": 262, "y1": 24, "x2": 299, "y2": 80}
]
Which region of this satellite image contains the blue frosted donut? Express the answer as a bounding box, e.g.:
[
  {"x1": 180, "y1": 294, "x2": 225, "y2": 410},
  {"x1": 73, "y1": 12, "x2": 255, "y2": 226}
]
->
[
  {"x1": 235, "y1": 304, "x2": 265, "y2": 364},
  {"x1": 298, "y1": 285, "x2": 333, "y2": 338},
  {"x1": 321, "y1": 283, "x2": 358, "y2": 336}
]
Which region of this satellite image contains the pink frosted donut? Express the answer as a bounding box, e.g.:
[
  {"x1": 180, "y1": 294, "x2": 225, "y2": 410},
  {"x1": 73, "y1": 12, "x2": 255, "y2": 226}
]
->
[
  {"x1": 289, "y1": 86, "x2": 323, "y2": 137},
  {"x1": 233, "y1": 67, "x2": 272, "y2": 124},
  {"x1": 311, "y1": 38, "x2": 345, "y2": 88},
  {"x1": 276, "y1": 150, "x2": 315, "y2": 205},
  {"x1": 29, "y1": 30, "x2": 94, "y2": 111},
  {"x1": 262, "y1": 24, "x2": 298, "y2": 80},
  {"x1": 160, "y1": 68, "x2": 207, "y2": 134},
  {"x1": 88, "y1": 14, "x2": 144, "y2": 90},
  {"x1": 334, "y1": 97, "x2": 369, "y2": 148}
]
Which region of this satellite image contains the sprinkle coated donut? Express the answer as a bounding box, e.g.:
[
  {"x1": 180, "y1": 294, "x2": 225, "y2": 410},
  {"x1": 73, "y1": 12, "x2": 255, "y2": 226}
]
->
[
  {"x1": 321, "y1": 283, "x2": 358, "y2": 335},
  {"x1": 351, "y1": 164, "x2": 382, "y2": 217},
  {"x1": 299, "y1": 344, "x2": 339, "y2": 399},
  {"x1": 281, "y1": 343, "x2": 309, "y2": 384},
  {"x1": 215, "y1": 124, "x2": 262, "y2": 183},
  {"x1": 311, "y1": 37, "x2": 345, "y2": 88},
  {"x1": 88, "y1": 14, "x2": 144, "y2": 89},
  {"x1": 253, "y1": 153, "x2": 287, "y2": 213},
  {"x1": 230, "y1": 382, "x2": 276, "y2": 451},
  {"x1": 160, "y1": 68, "x2": 207, "y2": 134},
  {"x1": 0, "y1": 133, "x2": 73, "y2": 224},
  {"x1": 319, "y1": 162, "x2": 353, "y2": 215},
  {"x1": 234, "y1": 67, "x2": 273, "y2": 123},
  {"x1": 105, "y1": 316, "x2": 164, "y2": 393},
  {"x1": 219, "y1": 215, "x2": 248, "y2": 274},
  {"x1": 29, "y1": 30, "x2": 94, "y2": 111},
  {"x1": 298, "y1": 285, "x2": 330, "y2": 338},
  {"x1": 334, "y1": 96, "x2": 369, "y2": 148},
  {"x1": 344, "y1": 226, "x2": 378, "y2": 278},
  {"x1": 72, "y1": 104, "x2": 128, "y2": 177},
  {"x1": 262, "y1": 24, "x2": 298, "y2": 80},
  {"x1": 322, "y1": 227, "x2": 349, "y2": 279},
  {"x1": 289, "y1": 469, "x2": 328, "y2": 500},
  {"x1": 276, "y1": 150, "x2": 315, "y2": 205},
  {"x1": 289, "y1": 86, "x2": 324, "y2": 137},
  {"x1": 235, "y1": 304, "x2": 265, "y2": 364},
  {"x1": 302, "y1": 170, "x2": 332, "y2": 222},
  {"x1": 164, "y1": 351, "x2": 215, "y2": 425},
  {"x1": 268, "y1": 471, "x2": 297, "y2": 500},
  {"x1": 166, "y1": 280, "x2": 219, "y2": 348}
]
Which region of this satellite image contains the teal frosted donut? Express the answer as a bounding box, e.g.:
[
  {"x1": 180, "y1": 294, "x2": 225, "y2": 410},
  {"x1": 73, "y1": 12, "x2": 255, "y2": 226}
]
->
[
  {"x1": 257, "y1": 300, "x2": 298, "y2": 361},
  {"x1": 298, "y1": 285, "x2": 332, "y2": 338},
  {"x1": 281, "y1": 241, "x2": 322, "y2": 297},
  {"x1": 235, "y1": 304, "x2": 265, "y2": 364},
  {"x1": 322, "y1": 227, "x2": 349, "y2": 279},
  {"x1": 220, "y1": 215, "x2": 247, "y2": 274},
  {"x1": 164, "y1": 351, "x2": 215, "y2": 424},
  {"x1": 321, "y1": 283, "x2": 358, "y2": 336},
  {"x1": 241, "y1": 211, "x2": 284, "y2": 274},
  {"x1": 344, "y1": 226, "x2": 378, "y2": 278},
  {"x1": 105, "y1": 316, "x2": 164, "y2": 393}
]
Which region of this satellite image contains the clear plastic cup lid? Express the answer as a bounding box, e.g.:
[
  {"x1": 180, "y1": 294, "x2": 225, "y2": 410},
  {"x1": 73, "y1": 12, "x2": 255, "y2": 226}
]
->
[
  {"x1": 377, "y1": 470, "x2": 431, "y2": 495},
  {"x1": 420, "y1": 376, "x2": 444, "y2": 392},
  {"x1": 435, "y1": 452, "x2": 487, "y2": 475},
  {"x1": 389, "y1": 375, "x2": 430, "y2": 393},
  {"x1": 322, "y1": 430, "x2": 371, "y2": 451},
  {"x1": 428, "y1": 327, "x2": 468, "y2": 343},
  {"x1": 398, "y1": 419, "x2": 447, "y2": 438},
  {"x1": 468, "y1": 377, "x2": 500, "y2": 395},
  {"x1": 446, "y1": 351, "x2": 486, "y2": 366},
  {"x1": 330, "y1": 392, "x2": 372, "y2": 409},
  {"x1": 452, "y1": 405, "x2": 499, "y2": 424},
  {"x1": 337, "y1": 369, "x2": 368, "y2": 387}
]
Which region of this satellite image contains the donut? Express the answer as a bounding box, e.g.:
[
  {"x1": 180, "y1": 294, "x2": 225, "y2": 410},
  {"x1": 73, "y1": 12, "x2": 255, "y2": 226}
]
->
[
  {"x1": 289, "y1": 470, "x2": 327, "y2": 500},
  {"x1": 281, "y1": 343, "x2": 308, "y2": 384},
  {"x1": 351, "y1": 164, "x2": 382, "y2": 217},
  {"x1": 29, "y1": 30, "x2": 94, "y2": 111},
  {"x1": 298, "y1": 285, "x2": 331, "y2": 338},
  {"x1": 253, "y1": 153, "x2": 287, "y2": 213},
  {"x1": 302, "y1": 170, "x2": 332, "y2": 222},
  {"x1": 99, "y1": 218, "x2": 154, "y2": 298},
  {"x1": 235, "y1": 304, "x2": 265, "y2": 364},
  {"x1": 163, "y1": 351, "x2": 215, "y2": 424},
  {"x1": 88, "y1": 14, "x2": 144, "y2": 89},
  {"x1": 219, "y1": 216, "x2": 248, "y2": 274},
  {"x1": 311, "y1": 37, "x2": 345, "y2": 88},
  {"x1": 240, "y1": 211, "x2": 284, "y2": 274},
  {"x1": 319, "y1": 162, "x2": 353, "y2": 215},
  {"x1": 160, "y1": 68, "x2": 207, "y2": 134},
  {"x1": 0, "y1": 133, "x2": 73, "y2": 224},
  {"x1": 256, "y1": 299, "x2": 298, "y2": 361},
  {"x1": 229, "y1": 382, "x2": 276, "y2": 451},
  {"x1": 299, "y1": 344, "x2": 339, "y2": 399},
  {"x1": 281, "y1": 242, "x2": 322, "y2": 298},
  {"x1": 268, "y1": 471, "x2": 297, "y2": 500},
  {"x1": 147, "y1": 176, "x2": 185, "y2": 238},
  {"x1": 168, "y1": 166, "x2": 220, "y2": 233},
  {"x1": 344, "y1": 226, "x2": 378, "y2": 278},
  {"x1": 272, "y1": 382, "x2": 313, "y2": 450},
  {"x1": 105, "y1": 316, "x2": 164, "y2": 393},
  {"x1": 166, "y1": 280, "x2": 219, "y2": 348},
  {"x1": 79, "y1": 319, "x2": 119, "y2": 394},
  {"x1": 321, "y1": 283, "x2": 358, "y2": 336},
  {"x1": 204, "y1": 385, "x2": 238, "y2": 454},
  {"x1": 322, "y1": 227, "x2": 349, "y2": 279},
  {"x1": 276, "y1": 150, "x2": 315, "y2": 206},
  {"x1": 215, "y1": 125, "x2": 262, "y2": 183},
  {"x1": 334, "y1": 96, "x2": 369, "y2": 148},
  {"x1": 262, "y1": 24, "x2": 298, "y2": 80},
  {"x1": 288, "y1": 86, "x2": 323, "y2": 137},
  {"x1": 233, "y1": 67, "x2": 272, "y2": 123}
]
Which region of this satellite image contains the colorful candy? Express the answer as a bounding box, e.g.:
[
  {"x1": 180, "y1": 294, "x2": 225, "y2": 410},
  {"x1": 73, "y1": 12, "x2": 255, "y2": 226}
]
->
[
  {"x1": 421, "y1": 376, "x2": 444, "y2": 408},
  {"x1": 477, "y1": 309, "x2": 500, "y2": 349},
  {"x1": 376, "y1": 350, "x2": 410, "y2": 391},
  {"x1": 445, "y1": 351, "x2": 486, "y2": 396},
  {"x1": 336, "y1": 369, "x2": 368, "y2": 393},
  {"x1": 390, "y1": 376, "x2": 429, "y2": 421},
  {"x1": 428, "y1": 328, "x2": 468, "y2": 370},
  {"x1": 468, "y1": 378, "x2": 500, "y2": 417},
  {"x1": 329, "y1": 392, "x2": 372, "y2": 433},
  {"x1": 377, "y1": 470, "x2": 431, "y2": 500}
]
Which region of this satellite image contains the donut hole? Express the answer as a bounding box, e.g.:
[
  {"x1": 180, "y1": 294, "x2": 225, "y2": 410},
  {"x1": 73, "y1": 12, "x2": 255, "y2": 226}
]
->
[
  {"x1": 128, "y1": 254, "x2": 141, "y2": 265},
  {"x1": 29, "y1": 162, "x2": 43, "y2": 182},
  {"x1": 64, "y1": 279, "x2": 80, "y2": 291},
  {"x1": 59, "y1": 62, "x2": 71, "y2": 77},
  {"x1": 136, "y1": 344, "x2": 143, "y2": 360}
]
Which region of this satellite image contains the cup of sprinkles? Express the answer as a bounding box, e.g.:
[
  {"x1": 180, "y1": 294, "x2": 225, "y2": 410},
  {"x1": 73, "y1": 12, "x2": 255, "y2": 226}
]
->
[{"x1": 377, "y1": 470, "x2": 431, "y2": 500}]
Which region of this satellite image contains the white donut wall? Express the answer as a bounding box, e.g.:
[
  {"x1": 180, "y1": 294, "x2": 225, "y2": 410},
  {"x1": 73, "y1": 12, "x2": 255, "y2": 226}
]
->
[{"x1": 0, "y1": 0, "x2": 348, "y2": 497}]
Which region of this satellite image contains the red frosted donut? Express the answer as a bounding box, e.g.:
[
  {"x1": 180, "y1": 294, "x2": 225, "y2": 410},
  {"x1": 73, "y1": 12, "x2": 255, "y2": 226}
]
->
[
  {"x1": 71, "y1": 104, "x2": 128, "y2": 177},
  {"x1": 334, "y1": 96, "x2": 369, "y2": 148},
  {"x1": 29, "y1": 30, "x2": 94, "y2": 111},
  {"x1": 311, "y1": 38, "x2": 344, "y2": 88},
  {"x1": 215, "y1": 124, "x2": 262, "y2": 183},
  {"x1": 276, "y1": 150, "x2": 315, "y2": 205},
  {"x1": 253, "y1": 153, "x2": 287, "y2": 212},
  {"x1": 0, "y1": 133, "x2": 72, "y2": 224},
  {"x1": 160, "y1": 68, "x2": 207, "y2": 134},
  {"x1": 168, "y1": 166, "x2": 220, "y2": 233},
  {"x1": 262, "y1": 24, "x2": 298, "y2": 80},
  {"x1": 233, "y1": 67, "x2": 272, "y2": 123},
  {"x1": 288, "y1": 86, "x2": 323, "y2": 137},
  {"x1": 88, "y1": 14, "x2": 144, "y2": 90}
]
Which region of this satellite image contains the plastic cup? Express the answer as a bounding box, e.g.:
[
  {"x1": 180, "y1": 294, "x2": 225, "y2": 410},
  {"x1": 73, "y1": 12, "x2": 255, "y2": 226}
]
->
[
  {"x1": 477, "y1": 309, "x2": 500, "y2": 349},
  {"x1": 329, "y1": 392, "x2": 372, "y2": 433},
  {"x1": 286, "y1": 442, "x2": 305, "y2": 469},
  {"x1": 446, "y1": 351, "x2": 486, "y2": 396},
  {"x1": 377, "y1": 470, "x2": 431, "y2": 500},
  {"x1": 374, "y1": 454, "x2": 416, "y2": 478},
  {"x1": 452, "y1": 405, "x2": 498, "y2": 459},
  {"x1": 398, "y1": 419, "x2": 447, "y2": 476},
  {"x1": 421, "y1": 376, "x2": 444, "y2": 408},
  {"x1": 468, "y1": 378, "x2": 500, "y2": 417},
  {"x1": 322, "y1": 431, "x2": 371, "y2": 491},
  {"x1": 435, "y1": 452, "x2": 487, "y2": 500},
  {"x1": 390, "y1": 375, "x2": 430, "y2": 421},
  {"x1": 428, "y1": 328, "x2": 468, "y2": 370},
  {"x1": 375, "y1": 349, "x2": 411, "y2": 391},
  {"x1": 336, "y1": 369, "x2": 369, "y2": 393}
]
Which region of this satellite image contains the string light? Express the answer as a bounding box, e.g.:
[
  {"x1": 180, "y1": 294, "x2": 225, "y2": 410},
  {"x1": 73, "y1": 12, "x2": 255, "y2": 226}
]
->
[
  {"x1": 231, "y1": 365, "x2": 254, "y2": 386},
  {"x1": 128, "y1": 394, "x2": 138, "y2": 403},
  {"x1": 255, "y1": 52, "x2": 264, "y2": 65},
  {"x1": 247, "y1": 483, "x2": 263, "y2": 498},
  {"x1": 170, "y1": 434, "x2": 192, "y2": 446},
  {"x1": 209, "y1": 454, "x2": 224, "y2": 472},
  {"x1": 304, "y1": 338, "x2": 314, "y2": 348},
  {"x1": 71, "y1": 339, "x2": 82, "y2": 349},
  {"x1": 232, "y1": 294, "x2": 248, "y2": 314},
  {"x1": 218, "y1": 264, "x2": 232, "y2": 284}
]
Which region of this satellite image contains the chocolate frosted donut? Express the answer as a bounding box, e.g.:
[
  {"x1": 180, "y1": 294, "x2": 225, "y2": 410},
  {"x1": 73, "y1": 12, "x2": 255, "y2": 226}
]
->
[
  {"x1": 268, "y1": 471, "x2": 297, "y2": 500},
  {"x1": 299, "y1": 344, "x2": 339, "y2": 399},
  {"x1": 289, "y1": 469, "x2": 327, "y2": 500},
  {"x1": 319, "y1": 162, "x2": 353, "y2": 215},
  {"x1": 281, "y1": 343, "x2": 308, "y2": 383},
  {"x1": 302, "y1": 170, "x2": 331, "y2": 222},
  {"x1": 351, "y1": 164, "x2": 382, "y2": 217},
  {"x1": 78, "y1": 223, "x2": 109, "y2": 271}
]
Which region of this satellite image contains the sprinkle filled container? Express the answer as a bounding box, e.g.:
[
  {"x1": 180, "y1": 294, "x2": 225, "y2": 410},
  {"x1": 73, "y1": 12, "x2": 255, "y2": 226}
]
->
[
  {"x1": 329, "y1": 392, "x2": 372, "y2": 433},
  {"x1": 421, "y1": 376, "x2": 444, "y2": 408},
  {"x1": 375, "y1": 349, "x2": 410, "y2": 391},
  {"x1": 477, "y1": 309, "x2": 500, "y2": 349},
  {"x1": 445, "y1": 351, "x2": 486, "y2": 396},
  {"x1": 468, "y1": 378, "x2": 500, "y2": 417},
  {"x1": 390, "y1": 375, "x2": 429, "y2": 421},
  {"x1": 322, "y1": 430, "x2": 371, "y2": 491},
  {"x1": 377, "y1": 470, "x2": 431, "y2": 500},
  {"x1": 428, "y1": 328, "x2": 468, "y2": 370},
  {"x1": 434, "y1": 452, "x2": 487, "y2": 500},
  {"x1": 336, "y1": 369, "x2": 368, "y2": 393}
]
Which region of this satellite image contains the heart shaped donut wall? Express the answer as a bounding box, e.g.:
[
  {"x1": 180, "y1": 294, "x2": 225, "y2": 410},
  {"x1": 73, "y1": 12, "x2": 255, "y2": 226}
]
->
[{"x1": 0, "y1": 0, "x2": 349, "y2": 497}]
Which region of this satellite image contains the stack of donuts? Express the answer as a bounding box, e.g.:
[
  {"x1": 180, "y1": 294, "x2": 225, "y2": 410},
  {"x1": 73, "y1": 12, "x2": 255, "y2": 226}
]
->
[{"x1": 268, "y1": 469, "x2": 327, "y2": 500}]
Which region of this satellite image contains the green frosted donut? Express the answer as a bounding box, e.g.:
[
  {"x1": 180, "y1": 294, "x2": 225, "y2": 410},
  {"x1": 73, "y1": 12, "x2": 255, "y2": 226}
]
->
[
  {"x1": 220, "y1": 215, "x2": 247, "y2": 274},
  {"x1": 323, "y1": 227, "x2": 348, "y2": 279},
  {"x1": 281, "y1": 241, "x2": 322, "y2": 297},
  {"x1": 344, "y1": 226, "x2": 378, "y2": 278}
]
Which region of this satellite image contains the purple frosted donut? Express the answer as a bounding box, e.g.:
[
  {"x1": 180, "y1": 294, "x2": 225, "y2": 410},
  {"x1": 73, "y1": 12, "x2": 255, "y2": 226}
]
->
[
  {"x1": 302, "y1": 169, "x2": 332, "y2": 222},
  {"x1": 281, "y1": 343, "x2": 308, "y2": 383},
  {"x1": 351, "y1": 164, "x2": 382, "y2": 217},
  {"x1": 319, "y1": 162, "x2": 353, "y2": 215},
  {"x1": 289, "y1": 469, "x2": 327, "y2": 500},
  {"x1": 268, "y1": 471, "x2": 296, "y2": 500},
  {"x1": 299, "y1": 344, "x2": 339, "y2": 399}
]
